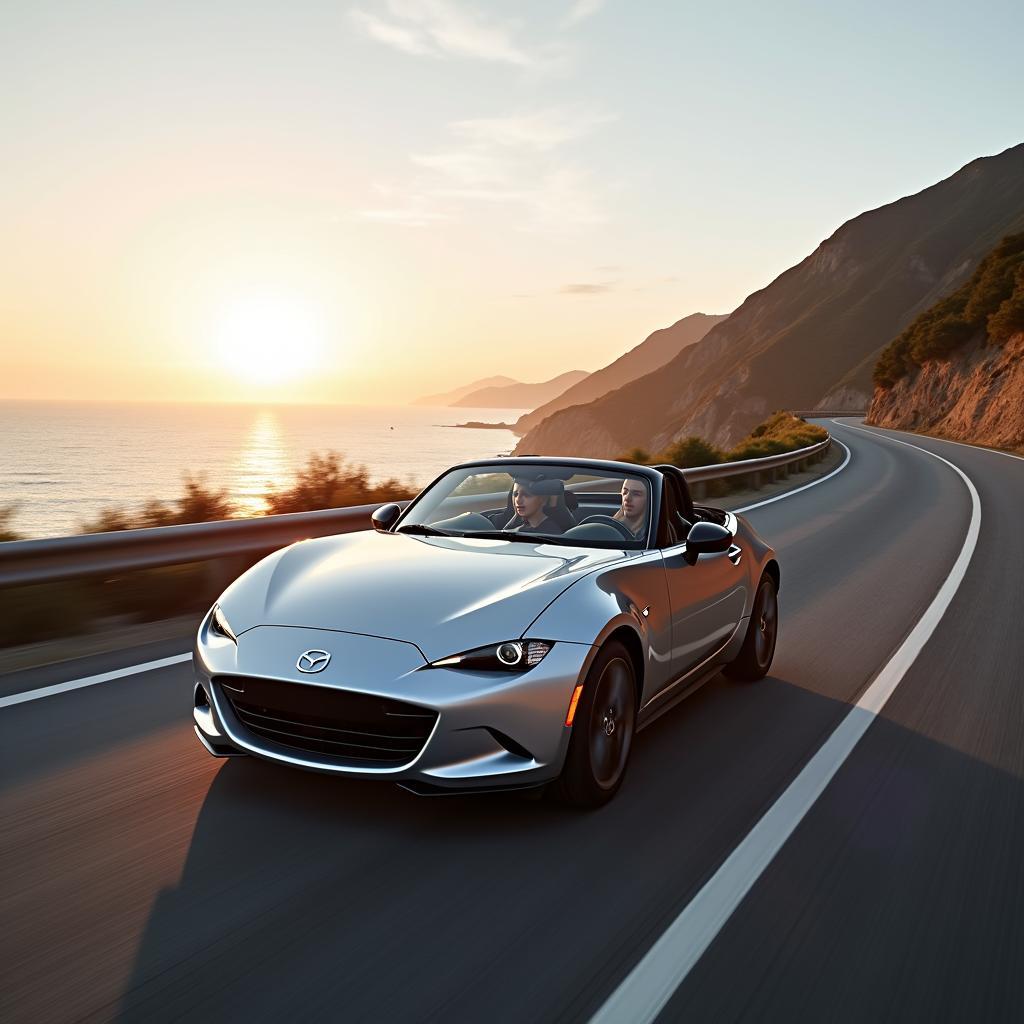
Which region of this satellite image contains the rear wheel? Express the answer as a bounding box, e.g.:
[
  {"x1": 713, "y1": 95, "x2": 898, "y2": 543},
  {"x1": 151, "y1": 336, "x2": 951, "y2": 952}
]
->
[
  {"x1": 725, "y1": 573, "x2": 778, "y2": 681},
  {"x1": 553, "y1": 641, "x2": 637, "y2": 808}
]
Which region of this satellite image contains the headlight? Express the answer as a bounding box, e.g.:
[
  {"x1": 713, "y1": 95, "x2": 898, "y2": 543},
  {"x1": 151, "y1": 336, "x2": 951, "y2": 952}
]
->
[
  {"x1": 210, "y1": 604, "x2": 237, "y2": 643},
  {"x1": 429, "y1": 640, "x2": 553, "y2": 672}
]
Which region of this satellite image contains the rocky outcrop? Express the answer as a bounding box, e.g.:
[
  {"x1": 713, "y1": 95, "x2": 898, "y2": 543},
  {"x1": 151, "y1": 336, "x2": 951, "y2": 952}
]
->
[{"x1": 867, "y1": 331, "x2": 1024, "y2": 450}]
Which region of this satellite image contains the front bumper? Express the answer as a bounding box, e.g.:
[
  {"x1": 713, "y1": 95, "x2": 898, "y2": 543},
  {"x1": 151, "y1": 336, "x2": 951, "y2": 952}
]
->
[{"x1": 192, "y1": 618, "x2": 595, "y2": 792}]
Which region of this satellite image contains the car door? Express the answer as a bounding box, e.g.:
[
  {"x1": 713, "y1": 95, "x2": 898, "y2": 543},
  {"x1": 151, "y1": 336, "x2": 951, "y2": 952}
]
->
[{"x1": 657, "y1": 479, "x2": 748, "y2": 683}]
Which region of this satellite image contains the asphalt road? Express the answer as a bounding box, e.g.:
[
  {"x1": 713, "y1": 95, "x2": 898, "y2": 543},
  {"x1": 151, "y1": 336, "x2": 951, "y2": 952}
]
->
[{"x1": 2, "y1": 420, "x2": 1022, "y2": 1023}]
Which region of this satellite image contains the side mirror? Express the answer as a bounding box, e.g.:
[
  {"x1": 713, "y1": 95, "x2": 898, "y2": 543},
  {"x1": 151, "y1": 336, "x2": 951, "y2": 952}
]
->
[
  {"x1": 371, "y1": 503, "x2": 402, "y2": 533},
  {"x1": 683, "y1": 521, "x2": 731, "y2": 565}
]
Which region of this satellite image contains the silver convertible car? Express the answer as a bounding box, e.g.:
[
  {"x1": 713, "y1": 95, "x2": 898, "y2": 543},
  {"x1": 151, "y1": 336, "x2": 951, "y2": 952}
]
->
[{"x1": 192, "y1": 457, "x2": 779, "y2": 806}]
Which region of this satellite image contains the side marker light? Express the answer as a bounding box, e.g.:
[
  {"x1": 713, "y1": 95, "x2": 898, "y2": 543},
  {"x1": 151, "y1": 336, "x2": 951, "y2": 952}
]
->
[{"x1": 565, "y1": 684, "x2": 585, "y2": 727}]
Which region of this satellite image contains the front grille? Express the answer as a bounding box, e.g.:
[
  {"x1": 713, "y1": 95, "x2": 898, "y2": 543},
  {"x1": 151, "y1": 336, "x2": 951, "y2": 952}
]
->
[{"x1": 215, "y1": 675, "x2": 437, "y2": 768}]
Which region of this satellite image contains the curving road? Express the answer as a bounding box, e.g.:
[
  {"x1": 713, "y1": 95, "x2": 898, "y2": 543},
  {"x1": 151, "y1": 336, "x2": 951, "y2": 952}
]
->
[{"x1": 2, "y1": 420, "x2": 1023, "y2": 1023}]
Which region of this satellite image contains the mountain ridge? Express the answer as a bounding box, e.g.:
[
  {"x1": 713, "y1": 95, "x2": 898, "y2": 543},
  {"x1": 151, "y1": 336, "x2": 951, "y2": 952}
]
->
[
  {"x1": 513, "y1": 312, "x2": 727, "y2": 436},
  {"x1": 515, "y1": 142, "x2": 1024, "y2": 457},
  {"x1": 454, "y1": 370, "x2": 589, "y2": 409},
  {"x1": 413, "y1": 376, "x2": 518, "y2": 406}
]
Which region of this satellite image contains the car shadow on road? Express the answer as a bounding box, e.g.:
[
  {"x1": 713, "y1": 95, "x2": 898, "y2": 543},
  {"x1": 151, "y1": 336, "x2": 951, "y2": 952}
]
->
[{"x1": 109, "y1": 672, "x2": 1024, "y2": 1024}]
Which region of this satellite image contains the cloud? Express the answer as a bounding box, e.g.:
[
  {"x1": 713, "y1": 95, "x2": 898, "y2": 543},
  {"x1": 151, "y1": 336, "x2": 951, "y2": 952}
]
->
[
  {"x1": 349, "y1": 8, "x2": 434, "y2": 55},
  {"x1": 562, "y1": 0, "x2": 606, "y2": 28},
  {"x1": 359, "y1": 104, "x2": 614, "y2": 231},
  {"x1": 350, "y1": 0, "x2": 536, "y2": 65},
  {"x1": 357, "y1": 187, "x2": 452, "y2": 226},
  {"x1": 450, "y1": 107, "x2": 615, "y2": 152},
  {"x1": 560, "y1": 282, "x2": 613, "y2": 294},
  {"x1": 433, "y1": 166, "x2": 607, "y2": 230},
  {"x1": 410, "y1": 149, "x2": 511, "y2": 186}
]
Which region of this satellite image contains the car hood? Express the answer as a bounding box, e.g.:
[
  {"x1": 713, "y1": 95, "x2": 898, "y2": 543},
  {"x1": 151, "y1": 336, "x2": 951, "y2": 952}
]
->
[{"x1": 218, "y1": 530, "x2": 626, "y2": 662}]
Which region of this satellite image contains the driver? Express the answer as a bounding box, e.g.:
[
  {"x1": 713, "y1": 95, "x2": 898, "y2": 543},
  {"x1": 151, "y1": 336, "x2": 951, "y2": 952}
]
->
[
  {"x1": 613, "y1": 477, "x2": 649, "y2": 539},
  {"x1": 509, "y1": 478, "x2": 561, "y2": 534}
]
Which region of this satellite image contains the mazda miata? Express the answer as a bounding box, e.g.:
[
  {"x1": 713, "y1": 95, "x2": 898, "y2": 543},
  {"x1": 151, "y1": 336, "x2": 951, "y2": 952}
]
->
[{"x1": 192, "y1": 457, "x2": 779, "y2": 806}]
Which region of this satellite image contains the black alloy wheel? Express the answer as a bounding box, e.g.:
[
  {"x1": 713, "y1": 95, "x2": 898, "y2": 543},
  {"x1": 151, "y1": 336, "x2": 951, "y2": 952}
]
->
[
  {"x1": 554, "y1": 641, "x2": 637, "y2": 808},
  {"x1": 725, "y1": 573, "x2": 778, "y2": 681}
]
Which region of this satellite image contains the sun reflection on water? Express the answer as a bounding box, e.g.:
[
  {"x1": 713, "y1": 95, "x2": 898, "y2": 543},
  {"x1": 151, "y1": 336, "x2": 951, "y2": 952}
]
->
[{"x1": 234, "y1": 411, "x2": 291, "y2": 516}]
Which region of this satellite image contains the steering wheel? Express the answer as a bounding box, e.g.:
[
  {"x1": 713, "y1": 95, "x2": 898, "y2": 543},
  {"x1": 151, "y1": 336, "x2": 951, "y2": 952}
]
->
[{"x1": 576, "y1": 514, "x2": 636, "y2": 541}]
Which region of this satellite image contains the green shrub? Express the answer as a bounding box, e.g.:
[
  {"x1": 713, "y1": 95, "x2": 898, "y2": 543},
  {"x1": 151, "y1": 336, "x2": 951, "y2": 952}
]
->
[
  {"x1": 638, "y1": 413, "x2": 825, "y2": 480},
  {"x1": 0, "y1": 504, "x2": 20, "y2": 543},
  {"x1": 662, "y1": 436, "x2": 724, "y2": 468},
  {"x1": 875, "y1": 232, "x2": 1024, "y2": 386},
  {"x1": 614, "y1": 447, "x2": 654, "y2": 466},
  {"x1": 265, "y1": 451, "x2": 417, "y2": 514},
  {"x1": 79, "y1": 475, "x2": 234, "y2": 534},
  {"x1": 987, "y1": 266, "x2": 1024, "y2": 344}
]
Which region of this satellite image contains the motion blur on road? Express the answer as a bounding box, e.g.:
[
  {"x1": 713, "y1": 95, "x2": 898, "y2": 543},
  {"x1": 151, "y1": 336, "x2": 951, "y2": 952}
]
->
[{"x1": 3, "y1": 419, "x2": 1023, "y2": 1023}]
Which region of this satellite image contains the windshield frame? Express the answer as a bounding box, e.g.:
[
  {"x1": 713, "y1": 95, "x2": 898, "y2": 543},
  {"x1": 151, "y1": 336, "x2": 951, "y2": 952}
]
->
[{"x1": 393, "y1": 457, "x2": 665, "y2": 550}]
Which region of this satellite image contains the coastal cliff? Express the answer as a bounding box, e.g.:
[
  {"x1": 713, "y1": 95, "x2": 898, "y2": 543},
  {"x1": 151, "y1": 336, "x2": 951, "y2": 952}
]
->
[
  {"x1": 867, "y1": 331, "x2": 1024, "y2": 449},
  {"x1": 867, "y1": 232, "x2": 1024, "y2": 449}
]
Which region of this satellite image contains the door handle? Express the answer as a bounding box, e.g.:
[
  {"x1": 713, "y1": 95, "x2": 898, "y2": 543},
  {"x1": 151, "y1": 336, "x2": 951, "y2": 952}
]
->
[{"x1": 727, "y1": 544, "x2": 742, "y2": 565}]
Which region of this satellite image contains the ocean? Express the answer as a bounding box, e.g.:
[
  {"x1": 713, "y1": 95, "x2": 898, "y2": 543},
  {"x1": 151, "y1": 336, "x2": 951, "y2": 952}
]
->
[{"x1": 0, "y1": 401, "x2": 527, "y2": 539}]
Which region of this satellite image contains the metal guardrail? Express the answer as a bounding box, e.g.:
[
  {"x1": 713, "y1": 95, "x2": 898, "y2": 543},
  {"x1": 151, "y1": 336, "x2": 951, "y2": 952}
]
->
[
  {"x1": 0, "y1": 437, "x2": 831, "y2": 587},
  {"x1": 791, "y1": 409, "x2": 866, "y2": 419},
  {"x1": 683, "y1": 436, "x2": 831, "y2": 491}
]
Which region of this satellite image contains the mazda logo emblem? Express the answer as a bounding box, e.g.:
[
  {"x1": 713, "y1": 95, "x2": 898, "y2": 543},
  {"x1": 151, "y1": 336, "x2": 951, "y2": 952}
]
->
[{"x1": 296, "y1": 649, "x2": 331, "y2": 673}]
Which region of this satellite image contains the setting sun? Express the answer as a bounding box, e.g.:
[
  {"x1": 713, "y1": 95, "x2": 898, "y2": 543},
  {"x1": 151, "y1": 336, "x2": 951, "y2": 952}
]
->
[{"x1": 211, "y1": 294, "x2": 327, "y2": 386}]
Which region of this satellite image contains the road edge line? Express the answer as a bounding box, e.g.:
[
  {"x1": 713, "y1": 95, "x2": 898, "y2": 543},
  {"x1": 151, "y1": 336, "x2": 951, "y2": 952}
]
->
[
  {"x1": 732, "y1": 438, "x2": 851, "y2": 514},
  {"x1": 0, "y1": 653, "x2": 192, "y2": 709},
  {"x1": 589, "y1": 423, "x2": 981, "y2": 1024}
]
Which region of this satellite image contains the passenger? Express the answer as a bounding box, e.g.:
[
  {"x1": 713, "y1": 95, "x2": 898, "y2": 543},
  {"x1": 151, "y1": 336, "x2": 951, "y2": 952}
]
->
[
  {"x1": 613, "y1": 477, "x2": 649, "y2": 538},
  {"x1": 509, "y1": 479, "x2": 562, "y2": 534}
]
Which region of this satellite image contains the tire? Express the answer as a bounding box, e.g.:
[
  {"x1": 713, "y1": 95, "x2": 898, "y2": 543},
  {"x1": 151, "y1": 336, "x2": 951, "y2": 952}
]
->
[
  {"x1": 553, "y1": 641, "x2": 637, "y2": 808},
  {"x1": 724, "y1": 573, "x2": 778, "y2": 681}
]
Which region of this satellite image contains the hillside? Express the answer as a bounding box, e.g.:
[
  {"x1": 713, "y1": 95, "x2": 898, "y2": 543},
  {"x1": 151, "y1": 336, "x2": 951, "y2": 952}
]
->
[
  {"x1": 514, "y1": 313, "x2": 727, "y2": 436},
  {"x1": 453, "y1": 370, "x2": 589, "y2": 409},
  {"x1": 413, "y1": 375, "x2": 518, "y2": 406},
  {"x1": 867, "y1": 232, "x2": 1024, "y2": 448},
  {"x1": 516, "y1": 142, "x2": 1024, "y2": 457}
]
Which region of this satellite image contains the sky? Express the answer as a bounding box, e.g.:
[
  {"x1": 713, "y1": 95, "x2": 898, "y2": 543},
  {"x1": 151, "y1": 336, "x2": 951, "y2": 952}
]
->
[{"x1": 1, "y1": 0, "x2": 1022, "y2": 405}]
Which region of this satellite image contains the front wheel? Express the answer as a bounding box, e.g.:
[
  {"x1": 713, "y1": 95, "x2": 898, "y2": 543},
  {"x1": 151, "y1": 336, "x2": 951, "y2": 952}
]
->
[
  {"x1": 553, "y1": 641, "x2": 637, "y2": 808},
  {"x1": 724, "y1": 573, "x2": 778, "y2": 681}
]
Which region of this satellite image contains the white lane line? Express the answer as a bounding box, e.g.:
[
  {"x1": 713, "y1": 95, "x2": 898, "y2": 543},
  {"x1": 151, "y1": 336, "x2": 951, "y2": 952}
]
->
[
  {"x1": 733, "y1": 438, "x2": 851, "y2": 514},
  {"x1": 0, "y1": 653, "x2": 192, "y2": 709},
  {"x1": 590, "y1": 427, "x2": 981, "y2": 1024}
]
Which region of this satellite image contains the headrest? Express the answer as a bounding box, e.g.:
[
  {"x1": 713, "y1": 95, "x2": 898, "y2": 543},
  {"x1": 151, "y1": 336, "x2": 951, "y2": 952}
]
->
[{"x1": 512, "y1": 476, "x2": 565, "y2": 497}]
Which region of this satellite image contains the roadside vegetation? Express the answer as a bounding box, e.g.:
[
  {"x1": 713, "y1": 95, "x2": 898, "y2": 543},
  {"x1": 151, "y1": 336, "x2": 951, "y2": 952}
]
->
[
  {"x1": 72, "y1": 452, "x2": 418, "y2": 535},
  {"x1": 614, "y1": 412, "x2": 828, "y2": 469},
  {"x1": 0, "y1": 453, "x2": 419, "y2": 648},
  {"x1": 0, "y1": 505, "x2": 20, "y2": 543},
  {"x1": 874, "y1": 232, "x2": 1024, "y2": 388}
]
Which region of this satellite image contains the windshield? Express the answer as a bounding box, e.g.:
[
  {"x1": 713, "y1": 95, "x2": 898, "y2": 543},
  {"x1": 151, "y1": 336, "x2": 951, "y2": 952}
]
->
[{"x1": 398, "y1": 464, "x2": 653, "y2": 548}]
